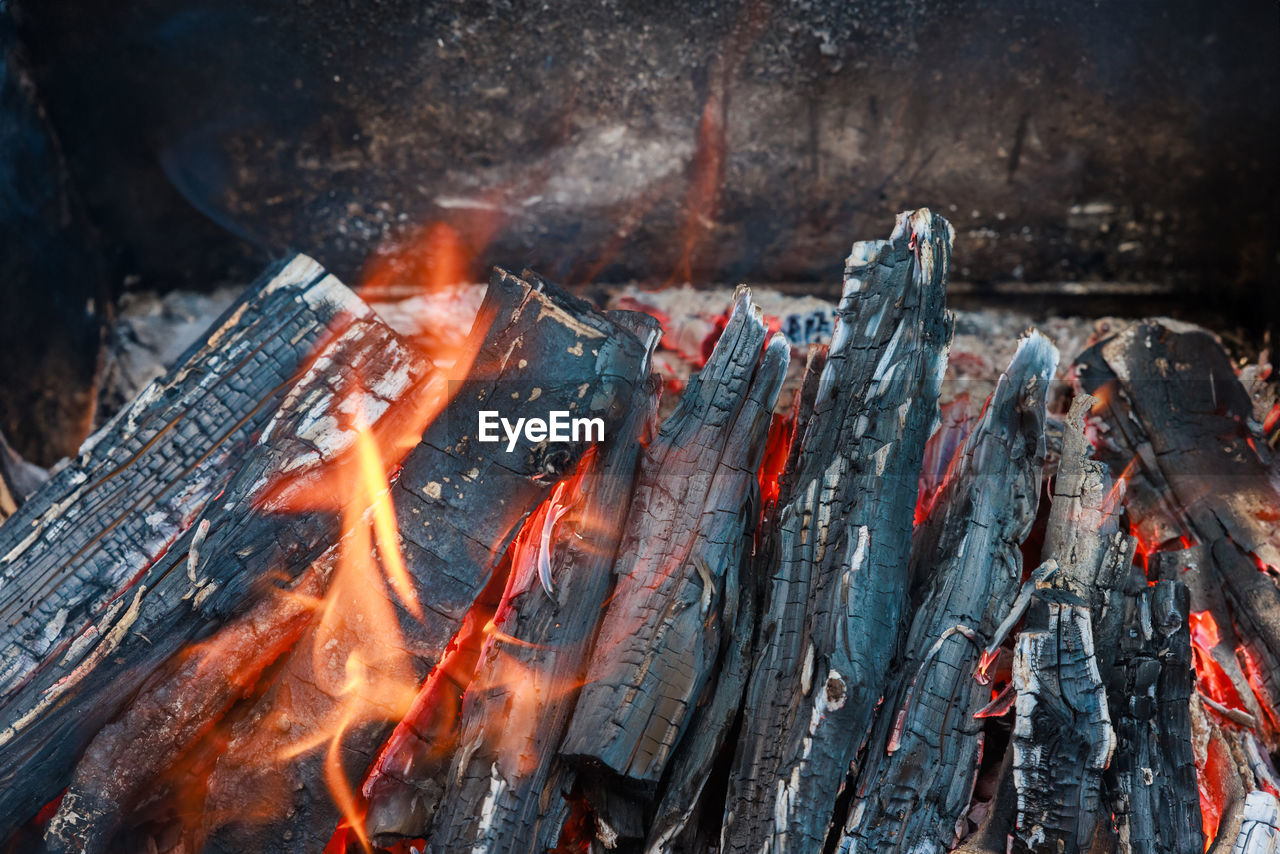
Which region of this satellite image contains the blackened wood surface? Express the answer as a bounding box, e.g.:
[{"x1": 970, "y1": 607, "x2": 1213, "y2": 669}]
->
[
  {"x1": 197, "y1": 270, "x2": 657, "y2": 854},
  {"x1": 561, "y1": 289, "x2": 789, "y2": 788},
  {"x1": 645, "y1": 522, "x2": 763, "y2": 853},
  {"x1": 1075, "y1": 321, "x2": 1280, "y2": 738},
  {"x1": 41, "y1": 553, "x2": 334, "y2": 854},
  {"x1": 721, "y1": 210, "x2": 954, "y2": 854},
  {"x1": 420, "y1": 375, "x2": 660, "y2": 853},
  {"x1": 643, "y1": 310, "x2": 800, "y2": 853},
  {"x1": 1011, "y1": 593, "x2": 1116, "y2": 853},
  {"x1": 1042, "y1": 393, "x2": 1134, "y2": 632},
  {"x1": 35, "y1": 268, "x2": 436, "y2": 854},
  {"x1": 837, "y1": 332, "x2": 1056, "y2": 851},
  {"x1": 0, "y1": 255, "x2": 366, "y2": 839},
  {"x1": 1107, "y1": 580, "x2": 1203, "y2": 854}
]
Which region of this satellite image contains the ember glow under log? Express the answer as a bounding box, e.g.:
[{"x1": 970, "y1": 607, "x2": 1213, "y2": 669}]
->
[{"x1": 3, "y1": 209, "x2": 1278, "y2": 854}]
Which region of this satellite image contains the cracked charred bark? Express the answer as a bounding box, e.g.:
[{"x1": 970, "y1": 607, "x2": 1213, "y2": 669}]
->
[
  {"x1": 1107, "y1": 579, "x2": 1203, "y2": 854},
  {"x1": 560, "y1": 288, "x2": 789, "y2": 804},
  {"x1": 408, "y1": 372, "x2": 661, "y2": 853},
  {"x1": 36, "y1": 261, "x2": 438, "y2": 854},
  {"x1": 720, "y1": 209, "x2": 954, "y2": 854},
  {"x1": 836, "y1": 332, "x2": 1056, "y2": 852},
  {"x1": 1075, "y1": 322, "x2": 1280, "y2": 735},
  {"x1": 195, "y1": 269, "x2": 657, "y2": 854},
  {"x1": 0, "y1": 254, "x2": 370, "y2": 840},
  {"x1": 1010, "y1": 591, "x2": 1116, "y2": 853}
]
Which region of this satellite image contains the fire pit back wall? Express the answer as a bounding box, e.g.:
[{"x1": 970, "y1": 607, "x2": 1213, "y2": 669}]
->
[{"x1": 11, "y1": 0, "x2": 1280, "y2": 292}]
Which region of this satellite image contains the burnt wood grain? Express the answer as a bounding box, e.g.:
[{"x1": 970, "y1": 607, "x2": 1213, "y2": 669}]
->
[
  {"x1": 1106, "y1": 580, "x2": 1203, "y2": 854},
  {"x1": 1075, "y1": 321, "x2": 1280, "y2": 740},
  {"x1": 417, "y1": 372, "x2": 660, "y2": 853},
  {"x1": 560, "y1": 289, "x2": 789, "y2": 790},
  {"x1": 720, "y1": 210, "x2": 954, "y2": 854},
  {"x1": 0, "y1": 254, "x2": 369, "y2": 840},
  {"x1": 837, "y1": 332, "x2": 1056, "y2": 851},
  {"x1": 196, "y1": 269, "x2": 657, "y2": 854}
]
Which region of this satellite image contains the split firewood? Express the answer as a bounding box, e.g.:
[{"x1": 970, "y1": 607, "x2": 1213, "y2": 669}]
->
[
  {"x1": 196, "y1": 270, "x2": 657, "y2": 853},
  {"x1": 721, "y1": 209, "x2": 954, "y2": 854},
  {"x1": 0, "y1": 254, "x2": 377, "y2": 838},
  {"x1": 1035, "y1": 392, "x2": 1197, "y2": 853},
  {"x1": 1040, "y1": 393, "x2": 1135, "y2": 658},
  {"x1": 638, "y1": 310, "x2": 803, "y2": 854},
  {"x1": 1010, "y1": 590, "x2": 1116, "y2": 853},
  {"x1": 417, "y1": 371, "x2": 660, "y2": 853},
  {"x1": 944, "y1": 389, "x2": 1136, "y2": 853},
  {"x1": 837, "y1": 332, "x2": 1056, "y2": 851},
  {"x1": 1106, "y1": 579, "x2": 1204, "y2": 854},
  {"x1": 359, "y1": 595, "x2": 494, "y2": 843},
  {"x1": 38, "y1": 262, "x2": 439, "y2": 854},
  {"x1": 560, "y1": 289, "x2": 789, "y2": 798},
  {"x1": 1075, "y1": 321, "x2": 1280, "y2": 740}
]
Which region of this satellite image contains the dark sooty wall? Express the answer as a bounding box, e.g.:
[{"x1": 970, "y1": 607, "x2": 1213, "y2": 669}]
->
[{"x1": 12, "y1": 0, "x2": 1280, "y2": 291}]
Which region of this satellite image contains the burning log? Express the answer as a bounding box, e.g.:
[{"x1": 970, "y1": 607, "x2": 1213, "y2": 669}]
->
[
  {"x1": 558, "y1": 290, "x2": 788, "y2": 853},
  {"x1": 720, "y1": 209, "x2": 954, "y2": 854},
  {"x1": 1031, "y1": 391, "x2": 1201, "y2": 852},
  {"x1": 1010, "y1": 590, "x2": 1115, "y2": 853},
  {"x1": 414, "y1": 369, "x2": 661, "y2": 853},
  {"x1": 560, "y1": 289, "x2": 789, "y2": 791},
  {"x1": 0, "y1": 254, "x2": 379, "y2": 838},
  {"x1": 1040, "y1": 393, "x2": 1135, "y2": 647},
  {"x1": 1107, "y1": 579, "x2": 1204, "y2": 854},
  {"x1": 34, "y1": 259, "x2": 439, "y2": 854},
  {"x1": 195, "y1": 269, "x2": 657, "y2": 853},
  {"x1": 836, "y1": 332, "x2": 1057, "y2": 850},
  {"x1": 1075, "y1": 321, "x2": 1280, "y2": 738}
]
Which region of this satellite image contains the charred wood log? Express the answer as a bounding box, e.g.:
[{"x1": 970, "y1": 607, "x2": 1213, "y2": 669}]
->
[
  {"x1": 0, "y1": 255, "x2": 375, "y2": 839},
  {"x1": 410, "y1": 372, "x2": 661, "y2": 853},
  {"x1": 644, "y1": 520, "x2": 763, "y2": 854},
  {"x1": 1074, "y1": 321, "x2": 1280, "y2": 740},
  {"x1": 359, "y1": 596, "x2": 495, "y2": 843},
  {"x1": 1041, "y1": 392, "x2": 1134, "y2": 660},
  {"x1": 560, "y1": 289, "x2": 789, "y2": 795},
  {"x1": 721, "y1": 210, "x2": 954, "y2": 854},
  {"x1": 1106, "y1": 579, "x2": 1203, "y2": 854},
  {"x1": 1010, "y1": 591, "x2": 1116, "y2": 853},
  {"x1": 196, "y1": 269, "x2": 657, "y2": 854},
  {"x1": 36, "y1": 264, "x2": 439, "y2": 854},
  {"x1": 836, "y1": 332, "x2": 1056, "y2": 851}
]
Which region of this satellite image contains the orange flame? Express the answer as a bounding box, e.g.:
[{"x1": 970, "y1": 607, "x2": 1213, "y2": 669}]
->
[
  {"x1": 221, "y1": 213, "x2": 504, "y2": 846},
  {"x1": 267, "y1": 415, "x2": 424, "y2": 852}
]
